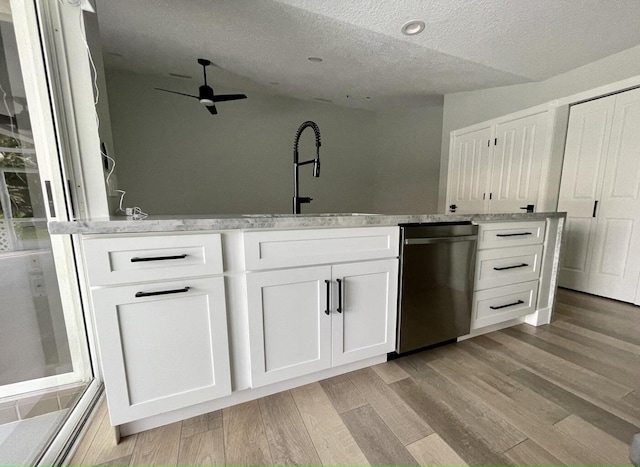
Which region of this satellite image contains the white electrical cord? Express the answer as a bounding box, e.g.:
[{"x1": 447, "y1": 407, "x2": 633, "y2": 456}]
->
[{"x1": 65, "y1": 0, "x2": 147, "y2": 219}]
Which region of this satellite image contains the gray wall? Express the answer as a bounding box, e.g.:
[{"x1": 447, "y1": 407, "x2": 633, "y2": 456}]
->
[
  {"x1": 107, "y1": 69, "x2": 443, "y2": 215},
  {"x1": 438, "y1": 44, "x2": 640, "y2": 212},
  {"x1": 373, "y1": 106, "x2": 443, "y2": 214}
]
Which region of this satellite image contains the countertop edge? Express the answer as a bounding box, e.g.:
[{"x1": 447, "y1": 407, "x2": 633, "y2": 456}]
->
[{"x1": 48, "y1": 212, "x2": 566, "y2": 235}]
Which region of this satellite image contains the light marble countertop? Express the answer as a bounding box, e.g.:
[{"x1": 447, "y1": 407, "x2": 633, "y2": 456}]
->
[{"x1": 48, "y1": 212, "x2": 566, "y2": 235}]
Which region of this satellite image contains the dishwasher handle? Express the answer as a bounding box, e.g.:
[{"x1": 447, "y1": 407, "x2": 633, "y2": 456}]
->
[{"x1": 404, "y1": 235, "x2": 478, "y2": 245}]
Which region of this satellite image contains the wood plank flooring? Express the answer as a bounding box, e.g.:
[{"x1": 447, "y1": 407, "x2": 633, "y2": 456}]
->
[{"x1": 69, "y1": 288, "x2": 639, "y2": 466}]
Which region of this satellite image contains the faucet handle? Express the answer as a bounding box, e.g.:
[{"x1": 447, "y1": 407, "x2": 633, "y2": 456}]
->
[{"x1": 299, "y1": 197, "x2": 313, "y2": 203}]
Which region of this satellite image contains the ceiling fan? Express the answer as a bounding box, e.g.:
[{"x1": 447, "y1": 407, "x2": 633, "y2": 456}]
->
[{"x1": 155, "y1": 58, "x2": 247, "y2": 115}]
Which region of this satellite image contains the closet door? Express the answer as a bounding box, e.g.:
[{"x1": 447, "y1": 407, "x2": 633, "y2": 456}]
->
[
  {"x1": 448, "y1": 126, "x2": 493, "y2": 213},
  {"x1": 489, "y1": 112, "x2": 548, "y2": 213},
  {"x1": 587, "y1": 88, "x2": 640, "y2": 302},
  {"x1": 557, "y1": 97, "x2": 615, "y2": 291}
]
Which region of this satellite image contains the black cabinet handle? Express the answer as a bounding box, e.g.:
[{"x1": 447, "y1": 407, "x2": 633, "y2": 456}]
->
[
  {"x1": 495, "y1": 232, "x2": 532, "y2": 237},
  {"x1": 490, "y1": 299, "x2": 524, "y2": 310},
  {"x1": 592, "y1": 200, "x2": 599, "y2": 218},
  {"x1": 493, "y1": 263, "x2": 528, "y2": 271},
  {"x1": 324, "y1": 280, "x2": 331, "y2": 315},
  {"x1": 135, "y1": 286, "x2": 190, "y2": 298},
  {"x1": 131, "y1": 254, "x2": 188, "y2": 263},
  {"x1": 336, "y1": 278, "x2": 343, "y2": 313}
]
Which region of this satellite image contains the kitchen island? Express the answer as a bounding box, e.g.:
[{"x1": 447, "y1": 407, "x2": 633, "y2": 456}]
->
[{"x1": 49, "y1": 212, "x2": 565, "y2": 436}]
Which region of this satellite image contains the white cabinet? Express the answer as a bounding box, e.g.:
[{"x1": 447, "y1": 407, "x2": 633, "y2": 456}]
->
[
  {"x1": 244, "y1": 228, "x2": 399, "y2": 388},
  {"x1": 447, "y1": 107, "x2": 553, "y2": 214},
  {"x1": 83, "y1": 234, "x2": 231, "y2": 425},
  {"x1": 471, "y1": 221, "x2": 545, "y2": 330},
  {"x1": 558, "y1": 87, "x2": 640, "y2": 304},
  {"x1": 331, "y1": 260, "x2": 398, "y2": 366},
  {"x1": 448, "y1": 125, "x2": 493, "y2": 214},
  {"x1": 246, "y1": 266, "x2": 332, "y2": 387}
]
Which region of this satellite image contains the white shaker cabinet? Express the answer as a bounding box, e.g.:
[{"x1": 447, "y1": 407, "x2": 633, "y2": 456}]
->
[
  {"x1": 331, "y1": 259, "x2": 398, "y2": 366},
  {"x1": 92, "y1": 277, "x2": 231, "y2": 425},
  {"x1": 471, "y1": 221, "x2": 545, "y2": 330},
  {"x1": 243, "y1": 227, "x2": 399, "y2": 388},
  {"x1": 246, "y1": 266, "x2": 332, "y2": 387},
  {"x1": 447, "y1": 107, "x2": 553, "y2": 214},
  {"x1": 83, "y1": 233, "x2": 231, "y2": 425}
]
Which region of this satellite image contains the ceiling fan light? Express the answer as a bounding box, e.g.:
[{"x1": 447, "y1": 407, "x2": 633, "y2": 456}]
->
[{"x1": 200, "y1": 98, "x2": 214, "y2": 106}]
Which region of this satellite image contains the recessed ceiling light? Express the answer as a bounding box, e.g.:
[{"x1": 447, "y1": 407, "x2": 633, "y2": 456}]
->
[
  {"x1": 169, "y1": 73, "x2": 193, "y2": 79},
  {"x1": 308, "y1": 57, "x2": 323, "y2": 63},
  {"x1": 314, "y1": 97, "x2": 332, "y2": 103},
  {"x1": 401, "y1": 20, "x2": 425, "y2": 36}
]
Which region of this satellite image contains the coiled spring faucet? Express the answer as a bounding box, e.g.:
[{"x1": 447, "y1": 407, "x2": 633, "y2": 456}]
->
[{"x1": 292, "y1": 121, "x2": 321, "y2": 214}]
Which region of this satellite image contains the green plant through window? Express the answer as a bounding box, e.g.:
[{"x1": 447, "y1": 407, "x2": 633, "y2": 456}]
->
[{"x1": 0, "y1": 133, "x2": 38, "y2": 220}]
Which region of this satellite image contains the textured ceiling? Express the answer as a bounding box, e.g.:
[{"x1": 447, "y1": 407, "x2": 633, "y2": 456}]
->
[{"x1": 95, "y1": 0, "x2": 640, "y2": 111}]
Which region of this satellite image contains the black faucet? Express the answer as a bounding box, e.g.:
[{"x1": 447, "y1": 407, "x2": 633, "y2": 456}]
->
[{"x1": 292, "y1": 121, "x2": 321, "y2": 214}]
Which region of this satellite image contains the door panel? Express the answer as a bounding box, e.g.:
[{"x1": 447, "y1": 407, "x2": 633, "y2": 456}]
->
[
  {"x1": 489, "y1": 112, "x2": 548, "y2": 213},
  {"x1": 92, "y1": 277, "x2": 231, "y2": 425},
  {"x1": 246, "y1": 266, "x2": 332, "y2": 387},
  {"x1": 558, "y1": 96, "x2": 615, "y2": 291},
  {"x1": 331, "y1": 259, "x2": 397, "y2": 366},
  {"x1": 588, "y1": 88, "x2": 640, "y2": 301},
  {"x1": 448, "y1": 126, "x2": 492, "y2": 213}
]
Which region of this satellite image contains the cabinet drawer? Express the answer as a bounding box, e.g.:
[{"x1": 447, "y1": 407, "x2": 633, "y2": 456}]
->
[
  {"x1": 475, "y1": 245, "x2": 543, "y2": 290},
  {"x1": 477, "y1": 221, "x2": 545, "y2": 249},
  {"x1": 83, "y1": 233, "x2": 223, "y2": 286},
  {"x1": 243, "y1": 227, "x2": 399, "y2": 270},
  {"x1": 472, "y1": 280, "x2": 538, "y2": 329}
]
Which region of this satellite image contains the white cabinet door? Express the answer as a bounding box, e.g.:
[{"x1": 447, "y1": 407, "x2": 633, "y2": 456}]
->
[
  {"x1": 246, "y1": 266, "x2": 332, "y2": 387},
  {"x1": 92, "y1": 277, "x2": 231, "y2": 425},
  {"x1": 331, "y1": 259, "x2": 398, "y2": 366},
  {"x1": 558, "y1": 96, "x2": 615, "y2": 291},
  {"x1": 588, "y1": 88, "x2": 640, "y2": 302},
  {"x1": 489, "y1": 112, "x2": 548, "y2": 213},
  {"x1": 448, "y1": 126, "x2": 493, "y2": 213}
]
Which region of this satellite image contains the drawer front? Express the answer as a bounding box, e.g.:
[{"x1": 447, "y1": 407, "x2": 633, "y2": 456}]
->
[
  {"x1": 477, "y1": 221, "x2": 545, "y2": 250},
  {"x1": 83, "y1": 233, "x2": 223, "y2": 286},
  {"x1": 243, "y1": 227, "x2": 399, "y2": 270},
  {"x1": 475, "y1": 244, "x2": 543, "y2": 290},
  {"x1": 472, "y1": 280, "x2": 538, "y2": 330}
]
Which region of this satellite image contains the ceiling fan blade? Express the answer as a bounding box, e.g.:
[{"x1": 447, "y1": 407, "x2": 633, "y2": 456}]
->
[
  {"x1": 212, "y1": 94, "x2": 247, "y2": 103},
  {"x1": 206, "y1": 104, "x2": 218, "y2": 115},
  {"x1": 155, "y1": 88, "x2": 199, "y2": 99}
]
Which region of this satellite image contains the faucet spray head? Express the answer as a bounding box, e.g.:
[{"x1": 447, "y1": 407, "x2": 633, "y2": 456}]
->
[{"x1": 313, "y1": 156, "x2": 320, "y2": 177}]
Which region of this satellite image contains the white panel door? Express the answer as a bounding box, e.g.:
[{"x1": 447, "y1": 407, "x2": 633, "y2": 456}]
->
[
  {"x1": 557, "y1": 96, "x2": 615, "y2": 291},
  {"x1": 489, "y1": 112, "x2": 548, "y2": 213},
  {"x1": 331, "y1": 259, "x2": 398, "y2": 366},
  {"x1": 246, "y1": 266, "x2": 332, "y2": 387},
  {"x1": 92, "y1": 277, "x2": 231, "y2": 425},
  {"x1": 448, "y1": 126, "x2": 493, "y2": 213},
  {"x1": 587, "y1": 88, "x2": 640, "y2": 302}
]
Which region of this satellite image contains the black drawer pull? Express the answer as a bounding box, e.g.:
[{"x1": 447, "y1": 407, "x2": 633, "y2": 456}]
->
[
  {"x1": 135, "y1": 287, "x2": 190, "y2": 298},
  {"x1": 493, "y1": 263, "x2": 528, "y2": 271},
  {"x1": 131, "y1": 254, "x2": 188, "y2": 263},
  {"x1": 324, "y1": 280, "x2": 331, "y2": 315},
  {"x1": 490, "y1": 300, "x2": 524, "y2": 310},
  {"x1": 495, "y1": 232, "x2": 532, "y2": 237},
  {"x1": 336, "y1": 278, "x2": 343, "y2": 313}
]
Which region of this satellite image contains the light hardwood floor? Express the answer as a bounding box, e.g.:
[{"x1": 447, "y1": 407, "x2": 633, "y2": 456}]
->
[{"x1": 69, "y1": 288, "x2": 639, "y2": 466}]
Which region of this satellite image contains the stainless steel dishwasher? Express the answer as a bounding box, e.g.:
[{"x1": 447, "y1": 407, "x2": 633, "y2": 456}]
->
[{"x1": 396, "y1": 222, "x2": 478, "y2": 354}]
